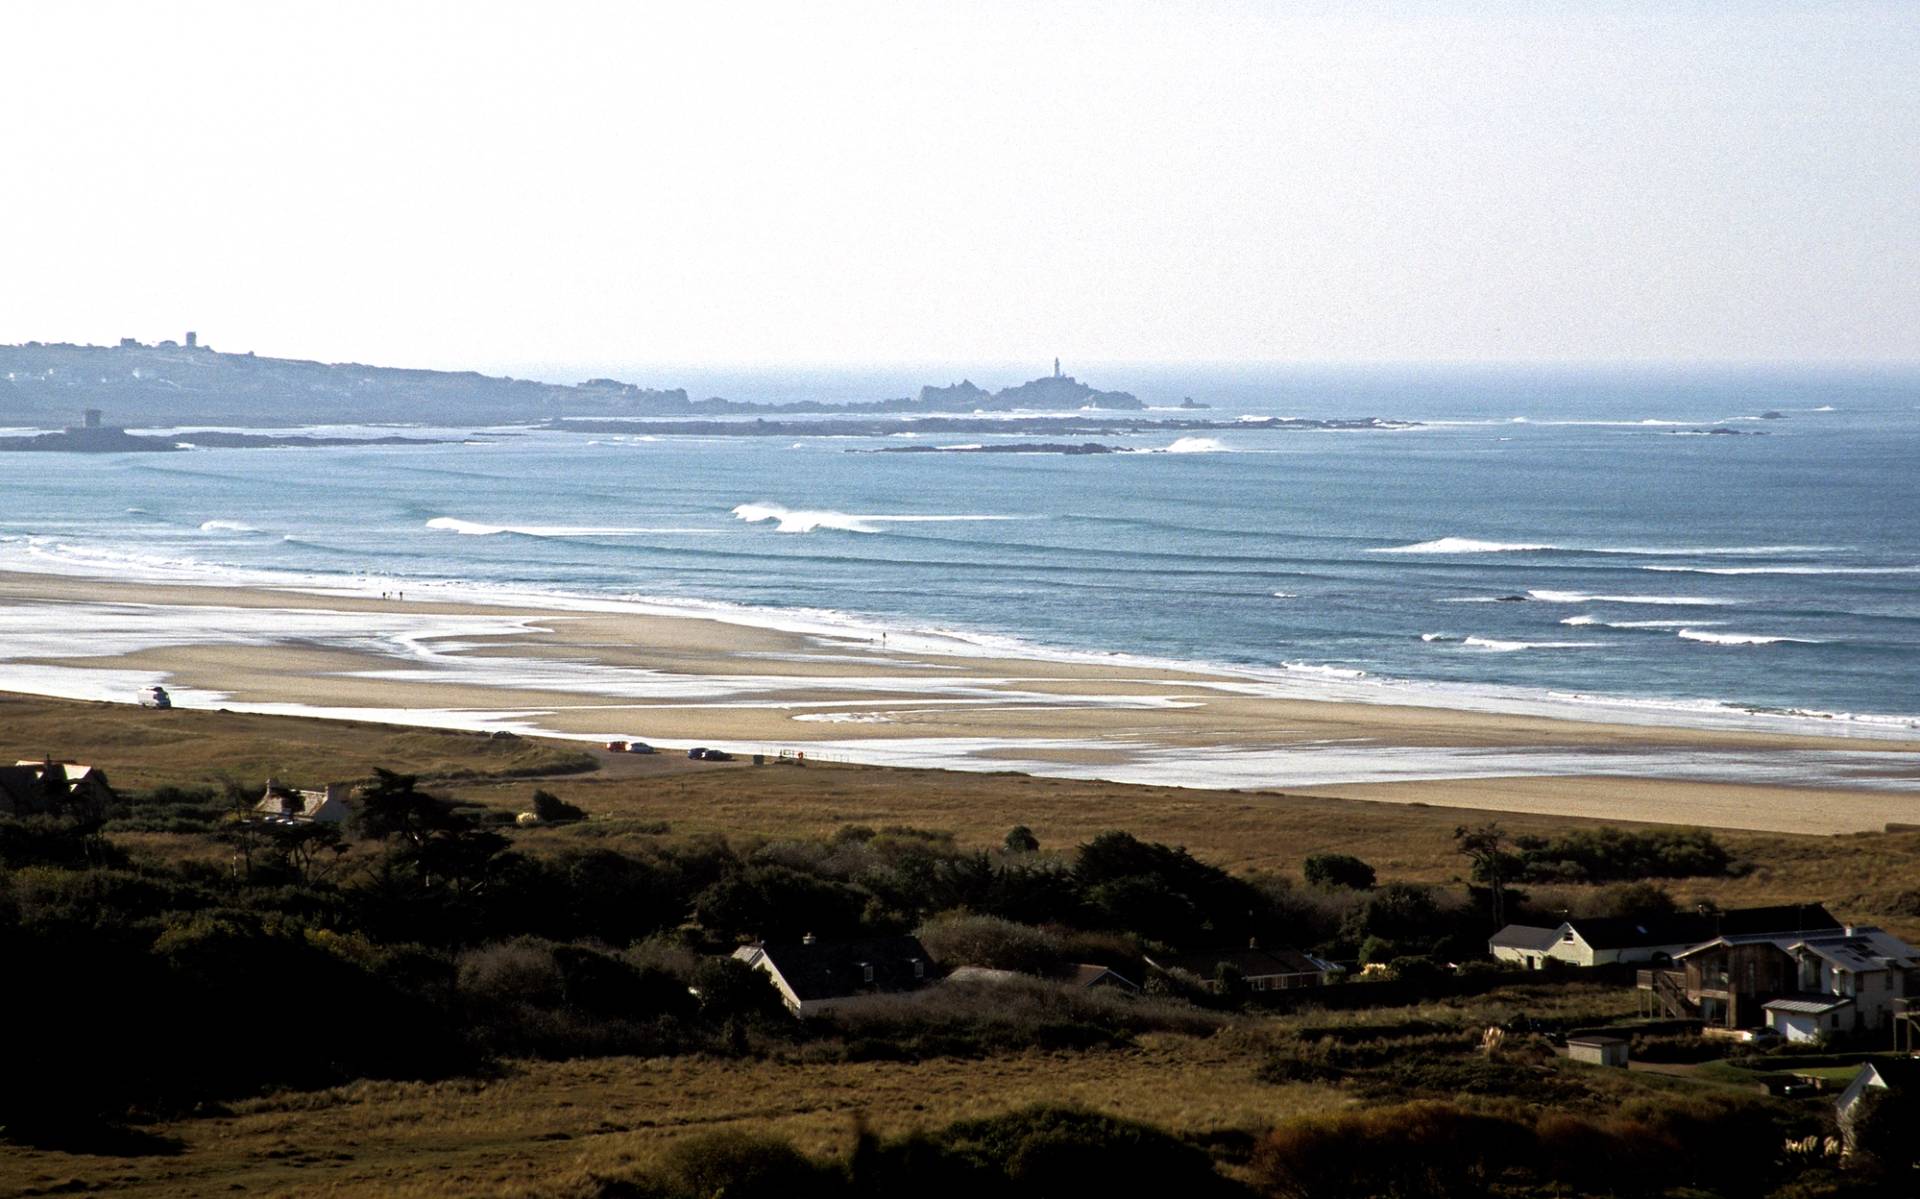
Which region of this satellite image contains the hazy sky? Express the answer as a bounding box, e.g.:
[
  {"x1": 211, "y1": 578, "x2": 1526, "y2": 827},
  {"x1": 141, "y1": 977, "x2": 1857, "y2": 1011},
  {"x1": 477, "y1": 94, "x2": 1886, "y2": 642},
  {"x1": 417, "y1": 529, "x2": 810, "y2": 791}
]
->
[{"x1": 4, "y1": 2, "x2": 1917, "y2": 376}]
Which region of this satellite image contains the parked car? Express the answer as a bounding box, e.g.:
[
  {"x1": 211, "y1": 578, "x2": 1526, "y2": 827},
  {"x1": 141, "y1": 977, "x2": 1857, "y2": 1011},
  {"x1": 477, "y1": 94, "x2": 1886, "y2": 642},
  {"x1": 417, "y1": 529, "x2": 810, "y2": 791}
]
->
[
  {"x1": 626, "y1": 742, "x2": 654, "y2": 755},
  {"x1": 701, "y1": 749, "x2": 734, "y2": 762},
  {"x1": 688, "y1": 747, "x2": 709, "y2": 759}
]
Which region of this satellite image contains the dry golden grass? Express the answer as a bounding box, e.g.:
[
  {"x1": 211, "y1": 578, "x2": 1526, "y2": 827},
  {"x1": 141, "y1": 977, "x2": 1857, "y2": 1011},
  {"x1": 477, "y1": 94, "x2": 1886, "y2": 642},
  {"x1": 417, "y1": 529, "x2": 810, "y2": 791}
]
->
[
  {"x1": 0, "y1": 692, "x2": 596, "y2": 792},
  {"x1": 0, "y1": 1034, "x2": 1337, "y2": 1198},
  {"x1": 10, "y1": 690, "x2": 1914, "y2": 931},
  {"x1": 6, "y1": 693, "x2": 1916, "y2": 1194},
  {"x1": 0, "y1": 982, "x2": 1644, "y2": 1199}
]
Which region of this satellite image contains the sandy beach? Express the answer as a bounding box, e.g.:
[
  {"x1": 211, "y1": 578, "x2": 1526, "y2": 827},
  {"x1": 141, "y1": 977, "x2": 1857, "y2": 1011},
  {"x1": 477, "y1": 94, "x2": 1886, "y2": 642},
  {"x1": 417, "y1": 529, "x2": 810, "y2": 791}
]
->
[{"x1": 2, "y1": 569, "x2": 1917, "y2": 834}]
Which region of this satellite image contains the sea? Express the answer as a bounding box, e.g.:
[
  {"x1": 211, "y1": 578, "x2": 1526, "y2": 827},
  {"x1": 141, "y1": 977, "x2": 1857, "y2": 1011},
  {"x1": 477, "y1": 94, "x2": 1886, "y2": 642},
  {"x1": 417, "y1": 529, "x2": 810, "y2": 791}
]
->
[{"x1": 3, "y1": 363, "x2": 1918, "y2": 739}]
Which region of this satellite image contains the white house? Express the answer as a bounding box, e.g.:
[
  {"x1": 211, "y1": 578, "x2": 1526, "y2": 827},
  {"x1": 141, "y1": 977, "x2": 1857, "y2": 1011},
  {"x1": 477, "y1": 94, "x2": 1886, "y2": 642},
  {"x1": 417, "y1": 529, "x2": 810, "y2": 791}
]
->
[
  {"x1": 1493, "y1": 905, "x2": 1841, "y2": 970},
  {"x1": 1761, "y1": 927, "x2": 1918, "y2": 1041},
  {"x1": 1835, "y1": 1059, "x2": 1920, "y2": 1150}
]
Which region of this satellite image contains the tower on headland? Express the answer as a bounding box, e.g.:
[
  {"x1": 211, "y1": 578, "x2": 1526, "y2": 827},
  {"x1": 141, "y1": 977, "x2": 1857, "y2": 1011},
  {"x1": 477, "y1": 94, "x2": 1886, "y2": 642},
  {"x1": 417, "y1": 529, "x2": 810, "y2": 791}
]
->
[
  {"x1": 1053, "y1": 357, "x2": 1061, "y2": 379},
  {"x1": 185, "y1": 331, "x2": 197, "y2": 348}
]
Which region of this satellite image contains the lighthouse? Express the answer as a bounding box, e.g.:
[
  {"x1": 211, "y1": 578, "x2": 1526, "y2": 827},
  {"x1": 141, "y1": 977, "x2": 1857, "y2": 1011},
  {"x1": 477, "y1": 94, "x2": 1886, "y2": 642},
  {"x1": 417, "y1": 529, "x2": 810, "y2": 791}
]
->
[{"x1": 1053, "y1": 357, "x2": 1061, "y2": 379}]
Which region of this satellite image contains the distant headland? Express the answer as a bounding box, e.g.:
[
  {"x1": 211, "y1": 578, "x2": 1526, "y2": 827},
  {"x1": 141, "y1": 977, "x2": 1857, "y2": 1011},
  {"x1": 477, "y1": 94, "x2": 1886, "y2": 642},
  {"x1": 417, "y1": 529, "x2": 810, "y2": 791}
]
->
[{"x1": 0, "y1": 335, "x2": 1167, "y2": 426}]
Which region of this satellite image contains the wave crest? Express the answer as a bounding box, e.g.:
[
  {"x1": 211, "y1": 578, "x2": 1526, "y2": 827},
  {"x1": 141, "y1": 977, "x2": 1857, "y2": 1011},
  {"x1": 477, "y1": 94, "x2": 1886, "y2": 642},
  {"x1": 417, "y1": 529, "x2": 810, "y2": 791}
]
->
[
  {"x1": 1462, "y1": 637, "x2": 1607, "y2": 652},
  {"x1": 1563, "y1": 615, "x2": 1721, "y2": 629},
  {"x1": 427, "y1": 517, "x2": 708, "y2": 537},
  {"x1": 1677, "y1": 629, "x2": 1821, "y2": 646},
  {"x1": 1374, "y1": 537, "x2": 1556, "y2": 554},
  {"x1": 1527, "y1": 590, "x2": 1732, "y2": 606},
  {"x1": 730, "y1": 504, "x2": 1023, "y2": 534}
]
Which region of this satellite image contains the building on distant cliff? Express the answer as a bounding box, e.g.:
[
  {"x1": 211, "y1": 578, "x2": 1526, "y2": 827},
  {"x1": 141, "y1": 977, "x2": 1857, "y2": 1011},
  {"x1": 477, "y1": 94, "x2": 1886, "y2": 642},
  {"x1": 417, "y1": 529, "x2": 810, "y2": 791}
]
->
[
  {"x1": 83, "y1": 408, "x2": 101, "y2": 428},
  {"x1": 1053, "y1": 357, "x2": 1061, "y2": 378},
  {"x1": 185, "y1": 331, "x2": 197, "y2": 348}
]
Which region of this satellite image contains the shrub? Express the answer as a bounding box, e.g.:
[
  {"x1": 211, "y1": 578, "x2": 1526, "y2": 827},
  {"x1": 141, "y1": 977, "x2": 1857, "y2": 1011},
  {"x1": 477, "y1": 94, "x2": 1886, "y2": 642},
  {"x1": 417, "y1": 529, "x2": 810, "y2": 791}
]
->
[
  {"x1": 656, "y1": 1130, "x2": 843, "y2": 1199},
  {"x1": 916, "y1": 913, "x2": 1064, "y2": 975},
  {"x1": 935, "y1": 1104, "x2": 1233, "y2": 1198},
  {"x1": 1303, "y1": 853, "x2": 1375, "y2": 890},
  {"x1": 1252, "y1": 1101, "x2": 1523, "y2": 1199},
  {"x1": 1510, "y1": 827, "x2": 1735, "y2": 883},
  {"x1": 695, "y1": 864, "x2": 869, "y2": 942},
  {"x1": 531, "y1": 790, "x2": 588, "y2": 823}
]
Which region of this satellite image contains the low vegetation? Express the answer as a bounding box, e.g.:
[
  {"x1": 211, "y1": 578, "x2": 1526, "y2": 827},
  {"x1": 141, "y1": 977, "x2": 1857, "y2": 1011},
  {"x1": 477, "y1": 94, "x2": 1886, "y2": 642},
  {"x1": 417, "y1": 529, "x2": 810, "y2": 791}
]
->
[{"x1": 3, "y1": 693, "x2": 1912, "y2": 1197}]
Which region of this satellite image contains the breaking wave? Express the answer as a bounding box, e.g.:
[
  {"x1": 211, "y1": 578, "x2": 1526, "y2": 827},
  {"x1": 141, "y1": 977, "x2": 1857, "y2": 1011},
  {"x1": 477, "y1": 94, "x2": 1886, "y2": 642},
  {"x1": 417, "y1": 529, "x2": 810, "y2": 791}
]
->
[
  {"x1": 427, "y1": 517, "x2": 708, "y2": 537},
  {"x1": 731, "y1": 504, "x2": 1023, "y2": 534},
  {"x1": 1281, "y1": 662, "x2": 1367, "y2": 679},
  {"x1": 1677, "y1": 629, "x2": 1822, "y2": 646},
  {"x1": 1373, "y1": 537, "x2": 1556, "y2": 554},
  {"x1": 1563, "y1": 615, "x2": 1720, "y2": 629},
  {"x1": 1462, "y1": 637, "x2": 1608, "y2": 652},
  {"x1": 198, "y1": 520, "x2": 259, "y2": 533},
  {"x1": 1644, "y1": 564, "x2": 1920, "y2": 576},
  {"x1": 1163, "y1": 437, "x2": 1227, "y2": 453},
  {"x1": 1526, "y1": 590, "x2": 1733, "y2": 606},
  {"x1": 1375, "y1": 537, "x2": 1840, "y2": 556}
]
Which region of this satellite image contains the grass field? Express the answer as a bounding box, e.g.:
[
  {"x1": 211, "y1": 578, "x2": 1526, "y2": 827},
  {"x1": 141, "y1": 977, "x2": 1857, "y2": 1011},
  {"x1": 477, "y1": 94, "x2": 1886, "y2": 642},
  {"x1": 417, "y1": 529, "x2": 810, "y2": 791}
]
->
[
  {"x1": 3, "y1": 692, "x2": 1911, "y2": 1195},
  {"x1": 1, "y1": 983, "x2": 1650, "y2": 1199},
  {"x1": 12, "y1": 692, "x2": 1918, "y2": 932}
]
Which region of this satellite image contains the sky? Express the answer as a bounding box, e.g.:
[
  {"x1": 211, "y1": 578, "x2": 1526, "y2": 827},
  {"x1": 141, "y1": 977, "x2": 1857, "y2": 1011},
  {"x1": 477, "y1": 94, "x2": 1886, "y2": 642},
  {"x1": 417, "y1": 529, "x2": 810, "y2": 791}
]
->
[{"x1": 3, "y1": 1, "x2": 1917, "y2": 378}]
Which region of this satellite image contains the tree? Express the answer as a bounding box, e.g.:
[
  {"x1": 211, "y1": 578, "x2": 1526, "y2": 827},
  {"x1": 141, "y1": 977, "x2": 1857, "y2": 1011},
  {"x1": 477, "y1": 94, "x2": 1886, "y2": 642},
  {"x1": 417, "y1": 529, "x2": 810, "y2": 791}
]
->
[
  {"x1": 352, "y1": 768, "x2": 510, "y2": 900},
  {"x1": 1303, "y1": 853, "x2": 1375, "y2": 890},
  {"x1": 264, "y1": 820, "x2": 349, "y2": 885},
  {"x1": 1454, "y1": 824, "x2": 1515, "y2": 927},
  {"x1": 530, "y1": 790, "x2": 587, "y2": 823},
  {"x1": 1004, "y1": 825, "x2": 1040, "y2": 854},
  {"x1": 1851, "y1": 1083, "x2": 1920, "y2": 1174}
]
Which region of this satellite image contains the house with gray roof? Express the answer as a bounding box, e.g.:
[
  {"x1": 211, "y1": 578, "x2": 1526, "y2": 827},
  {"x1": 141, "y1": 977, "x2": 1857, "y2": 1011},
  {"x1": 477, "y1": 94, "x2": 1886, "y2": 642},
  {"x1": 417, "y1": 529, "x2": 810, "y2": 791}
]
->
[
  {"x1": 732, "y1": 934, "x2": 935, "y2": 1017},
  {"x1": 1642, "y1": 922, "x2": 1919, "y2": 1037},
  {"x1": 254, "y1": 779, "x2": 352, "y2": 825},
  {"x1": 1146, "y1": 939, "x2": 1339, "y2": 993},
  {"x1": 1490, "y1": 923, "x2": 1563, "y2": 970},
  {"x1": 1495, "y1": 904, "x2": 1841, "y2": 969}
]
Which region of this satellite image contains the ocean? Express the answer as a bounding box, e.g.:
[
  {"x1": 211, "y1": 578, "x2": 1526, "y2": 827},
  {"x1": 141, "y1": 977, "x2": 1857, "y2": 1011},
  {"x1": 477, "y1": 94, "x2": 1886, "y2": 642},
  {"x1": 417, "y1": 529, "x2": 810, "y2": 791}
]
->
[{"x1": 3, "y1": 363, "x2": 1917, "y2": 736}]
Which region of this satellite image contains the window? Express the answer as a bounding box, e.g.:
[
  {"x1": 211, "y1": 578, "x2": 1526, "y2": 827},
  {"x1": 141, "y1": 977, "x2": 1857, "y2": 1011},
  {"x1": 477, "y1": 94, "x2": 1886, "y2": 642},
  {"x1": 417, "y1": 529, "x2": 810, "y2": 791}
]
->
[
  {"x1": 912, "y1": 960, "x2": 924, "y2": 979},
  {"x1": 861, "y1": 963, "x2": 874, "y2": 983}
]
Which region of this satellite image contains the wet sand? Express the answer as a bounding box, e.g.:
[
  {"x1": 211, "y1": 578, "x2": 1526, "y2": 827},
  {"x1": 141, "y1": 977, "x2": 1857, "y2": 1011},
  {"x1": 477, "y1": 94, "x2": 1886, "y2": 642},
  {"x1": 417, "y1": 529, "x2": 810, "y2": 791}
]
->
[{"x1": 2, "y1": 570, "x2": 1916, "y2": 833}]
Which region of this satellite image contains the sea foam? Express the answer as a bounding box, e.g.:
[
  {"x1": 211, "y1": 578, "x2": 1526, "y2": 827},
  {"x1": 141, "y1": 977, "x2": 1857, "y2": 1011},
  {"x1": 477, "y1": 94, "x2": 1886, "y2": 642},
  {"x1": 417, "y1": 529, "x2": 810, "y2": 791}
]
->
[
  {"x1": 1374, "y1": 537, "x2": 1556, "y2": 554},
  {"x1": 731, "y1": 504, "x2": 1024, "y2": 534},
  {"x1": 1462, "y1": 637, "x2": 1607, "y2": 652},
  {"x1": 1527, "y1": 590, "x2": 1732, "y2": 606},
  {"x1": 427, "y1": 517, "x2": 708, "y2": 537},
  {"x1": 1644, "y1": 564, "x2": 1920, "y2": 576},
  {"x1": 1677, "y1": 629, "x2": 1821, "y2": 646},
  {"x1": 1563, "y1": 615, "x2": 1719, "y2": 629}
]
